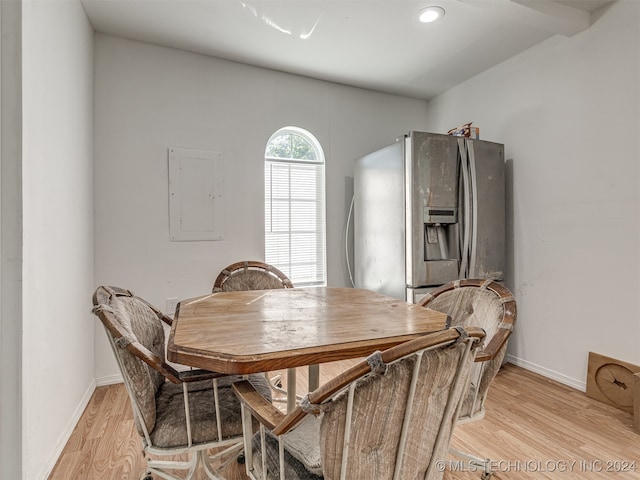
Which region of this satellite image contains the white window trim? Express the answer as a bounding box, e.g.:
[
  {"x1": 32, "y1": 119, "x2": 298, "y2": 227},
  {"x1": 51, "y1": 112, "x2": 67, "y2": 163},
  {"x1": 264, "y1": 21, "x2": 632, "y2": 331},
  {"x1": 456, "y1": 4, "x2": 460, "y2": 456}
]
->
[{"x1": 265, "y1": 127, "x2": 326, "y2": 287}]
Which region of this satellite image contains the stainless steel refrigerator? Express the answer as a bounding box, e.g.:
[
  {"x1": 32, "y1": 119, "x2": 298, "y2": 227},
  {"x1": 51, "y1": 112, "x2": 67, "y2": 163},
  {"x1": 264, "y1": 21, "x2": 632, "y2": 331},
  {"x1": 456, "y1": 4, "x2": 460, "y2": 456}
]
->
[{"x1": 353, "y1": 131, "x2": 505, "y2": 303}]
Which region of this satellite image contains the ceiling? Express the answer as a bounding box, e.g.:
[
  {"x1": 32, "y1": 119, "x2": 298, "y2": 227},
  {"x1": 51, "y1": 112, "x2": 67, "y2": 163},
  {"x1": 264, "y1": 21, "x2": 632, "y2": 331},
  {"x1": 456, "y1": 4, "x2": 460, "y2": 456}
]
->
[{"x1": 81, "y1": 0, "x2": 614, "y2": 100}]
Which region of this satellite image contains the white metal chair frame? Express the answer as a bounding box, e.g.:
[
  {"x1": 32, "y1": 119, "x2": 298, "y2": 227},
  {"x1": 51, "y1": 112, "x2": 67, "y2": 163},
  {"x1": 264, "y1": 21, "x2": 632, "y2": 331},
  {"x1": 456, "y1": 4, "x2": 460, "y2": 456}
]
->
[{"x1": 233, "y1": 326, "x2": 486, "y2": 480}]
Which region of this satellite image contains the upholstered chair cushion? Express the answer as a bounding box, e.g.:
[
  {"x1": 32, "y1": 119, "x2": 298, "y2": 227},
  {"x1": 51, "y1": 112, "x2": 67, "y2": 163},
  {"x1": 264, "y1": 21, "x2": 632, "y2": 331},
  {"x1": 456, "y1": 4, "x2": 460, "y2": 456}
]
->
[
  {"x1": 280, "y1": 416, "x2": 323, "y2": 475},
  {"x1": 425, "y1": 287, "x2": 506, "y2": 418},
  {"x1": 108, "y1": 295, "x2": 166, "y2": 436},
  {"x1": 151, "y1": 375, "x2": 270, "y2": 448},
  {"x1": 428, "y1": 288, "x2": 502, "y2": 334},
  {"x1": 213, "y1": 261, "x2": 293, "y2": 293},
  {"x1": 248, "y1": 400, "x2": 324, "y2": 478},
  {"x1": 219, "y1": 269, "x2": 288, "y2": 291},
  {"x1": 251, "y1": 432, "x2": 323, "y2": 480}
]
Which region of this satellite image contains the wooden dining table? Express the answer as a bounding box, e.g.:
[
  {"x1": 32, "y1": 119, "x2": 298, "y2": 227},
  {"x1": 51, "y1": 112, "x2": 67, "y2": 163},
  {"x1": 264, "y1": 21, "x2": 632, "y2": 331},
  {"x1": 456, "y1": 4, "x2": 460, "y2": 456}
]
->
[{"x1": 167, "y1": 287, "x2": 449, "y2": 411}]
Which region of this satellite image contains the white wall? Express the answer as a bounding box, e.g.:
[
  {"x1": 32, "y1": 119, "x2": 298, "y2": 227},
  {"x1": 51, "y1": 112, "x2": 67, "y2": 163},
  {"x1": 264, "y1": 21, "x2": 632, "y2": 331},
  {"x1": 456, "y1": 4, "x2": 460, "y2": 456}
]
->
[
  {"x1": 21, "y1": 1, "x2": 94, "y2": 478},
  {"x1": 425, "y1": 0, "x2": 640, "y2": 389},
  {"x1": 0, "y1": 1, "x2": 24, "y2": 478},
  {"x1": 93, "y1": 34, "x2": 430, "y2": 381}
]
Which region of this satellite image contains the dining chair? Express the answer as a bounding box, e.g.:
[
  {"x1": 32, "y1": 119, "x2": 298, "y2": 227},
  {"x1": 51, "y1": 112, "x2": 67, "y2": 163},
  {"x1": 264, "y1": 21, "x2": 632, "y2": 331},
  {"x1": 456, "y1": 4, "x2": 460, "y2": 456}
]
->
[
  {"x1": 232, "y1": 326, "x2": 486, "y2": 480},
  {"x1": 92, "y1": 285, "x2": 271, "y2": 480},
  {"x1": 212, "y1": 260, "x2": 293, "y2": 293},
  {"x1": 212, "y1": 260, "x2": 295, "y2": 404},
  {"x1": 419, "y1": 278, "x2": 517, "y2": 480}
]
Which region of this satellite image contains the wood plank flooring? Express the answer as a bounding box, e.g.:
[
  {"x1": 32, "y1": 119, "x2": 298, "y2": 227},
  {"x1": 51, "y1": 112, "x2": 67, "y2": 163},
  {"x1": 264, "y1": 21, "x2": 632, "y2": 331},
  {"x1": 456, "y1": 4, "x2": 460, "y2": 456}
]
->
[{"x1": 48, "y1": 363, "x2": 639, "y2": 480}]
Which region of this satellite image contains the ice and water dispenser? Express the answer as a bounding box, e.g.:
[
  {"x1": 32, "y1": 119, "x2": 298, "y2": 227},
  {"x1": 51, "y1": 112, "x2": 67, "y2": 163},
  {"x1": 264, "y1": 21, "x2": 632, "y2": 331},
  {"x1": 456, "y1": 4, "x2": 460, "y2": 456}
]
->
[{"x1": 423, "y1": 206, "x2": 460, "y2": 285}]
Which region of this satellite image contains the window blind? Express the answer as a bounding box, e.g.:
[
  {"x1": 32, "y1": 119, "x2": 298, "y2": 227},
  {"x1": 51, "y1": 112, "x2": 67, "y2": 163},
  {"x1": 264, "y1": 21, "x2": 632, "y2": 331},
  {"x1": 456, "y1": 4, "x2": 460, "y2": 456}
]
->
[{"x1": 265, "y1": 154, "x2": 326, "y2": 287}]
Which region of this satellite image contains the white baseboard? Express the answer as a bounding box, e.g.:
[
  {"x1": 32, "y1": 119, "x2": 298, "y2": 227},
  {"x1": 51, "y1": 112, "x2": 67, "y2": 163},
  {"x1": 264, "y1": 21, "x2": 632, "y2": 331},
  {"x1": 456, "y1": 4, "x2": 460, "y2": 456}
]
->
[
  {"x1": 40, "y1": 379, "x2": 96, "y2": 480},
  {"x1": 506, "y1": 354, "x2": 586, "y2": 392},
  {"x1": 96, "y1": 373, "x2": 123, "y2": 386}
]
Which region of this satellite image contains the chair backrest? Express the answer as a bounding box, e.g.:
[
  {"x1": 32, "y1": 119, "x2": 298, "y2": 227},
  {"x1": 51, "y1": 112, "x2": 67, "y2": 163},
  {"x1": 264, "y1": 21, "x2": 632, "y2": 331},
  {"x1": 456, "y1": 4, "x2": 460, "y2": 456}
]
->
[
  {"x1": 92, "y1": 286, "x2": 177, "y2": 437},
  {"x1": 276, "y1": 327, "x2": 485, "y2": 480},
  {"x1": 212, "y1": 260, "x2": 294, "y2": 293},
  {"x1": 418, "y1": 279, "x2": 517, "y2": 419}
]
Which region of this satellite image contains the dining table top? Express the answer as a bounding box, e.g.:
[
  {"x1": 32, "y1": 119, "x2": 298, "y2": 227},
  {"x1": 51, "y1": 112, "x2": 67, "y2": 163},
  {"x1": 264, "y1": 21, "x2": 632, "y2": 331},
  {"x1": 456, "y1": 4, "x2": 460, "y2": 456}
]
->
[{"x1": 166, "y1": 286, "x2": 450, "y2": 375}]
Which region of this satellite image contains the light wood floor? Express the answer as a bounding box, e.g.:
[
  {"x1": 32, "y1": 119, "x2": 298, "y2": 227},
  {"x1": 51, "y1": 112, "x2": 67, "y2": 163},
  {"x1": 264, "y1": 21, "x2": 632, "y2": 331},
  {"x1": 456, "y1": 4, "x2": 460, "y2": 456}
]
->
[{"x1": 48, "y1": 363, "x2": 639, "y2": 480}]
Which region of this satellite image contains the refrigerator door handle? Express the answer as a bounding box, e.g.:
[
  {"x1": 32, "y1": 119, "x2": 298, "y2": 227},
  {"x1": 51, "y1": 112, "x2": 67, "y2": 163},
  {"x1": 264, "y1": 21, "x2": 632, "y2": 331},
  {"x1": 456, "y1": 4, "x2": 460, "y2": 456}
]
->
[
  {"x1": 458, "y1": 137, "x2": 470, "y2": 279},
  {"x1": 467, "y1": 139, "x2": 479, "y2": 278}
]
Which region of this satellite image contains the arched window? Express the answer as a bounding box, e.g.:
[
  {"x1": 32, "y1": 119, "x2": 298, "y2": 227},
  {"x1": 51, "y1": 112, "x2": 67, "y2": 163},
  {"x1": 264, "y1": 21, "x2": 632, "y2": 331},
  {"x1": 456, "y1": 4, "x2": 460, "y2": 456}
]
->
[{"x1": 264, "y1": 127, "x2": 326, "y2": 286}]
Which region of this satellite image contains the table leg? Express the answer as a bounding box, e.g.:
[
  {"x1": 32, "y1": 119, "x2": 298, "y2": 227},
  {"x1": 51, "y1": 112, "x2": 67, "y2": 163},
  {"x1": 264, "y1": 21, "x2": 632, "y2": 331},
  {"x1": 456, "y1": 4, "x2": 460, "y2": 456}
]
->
[
  {"x1": 287, "y1": 368, "x2": 296, "y2": 413},
  {"x1": 285, "y1": 366, "x2": 319, "y2": 413},
  {"x1": 308, "y1": 364, "x2": 319, "y2": 392}
]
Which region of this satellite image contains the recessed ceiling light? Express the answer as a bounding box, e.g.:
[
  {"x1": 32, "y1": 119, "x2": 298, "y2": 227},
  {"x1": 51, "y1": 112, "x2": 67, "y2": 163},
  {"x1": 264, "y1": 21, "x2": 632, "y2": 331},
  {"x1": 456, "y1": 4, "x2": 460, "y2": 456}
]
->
[{"x1": 418, "y1": 6, "x2": 445, "y2": 23}]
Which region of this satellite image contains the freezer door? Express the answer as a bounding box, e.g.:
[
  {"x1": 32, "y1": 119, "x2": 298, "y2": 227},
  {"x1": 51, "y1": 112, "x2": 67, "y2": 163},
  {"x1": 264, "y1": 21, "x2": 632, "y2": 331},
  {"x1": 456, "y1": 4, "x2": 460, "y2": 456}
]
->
[
  {"x1": 407, "y1": 132, "x2": 461, "y2": 288},
  {"x1": 466, "y1": 139, "x2": 505, "y2": 280},
  {"x1": 354, "y1": 140, "x2": 406, "y2": 300}
]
